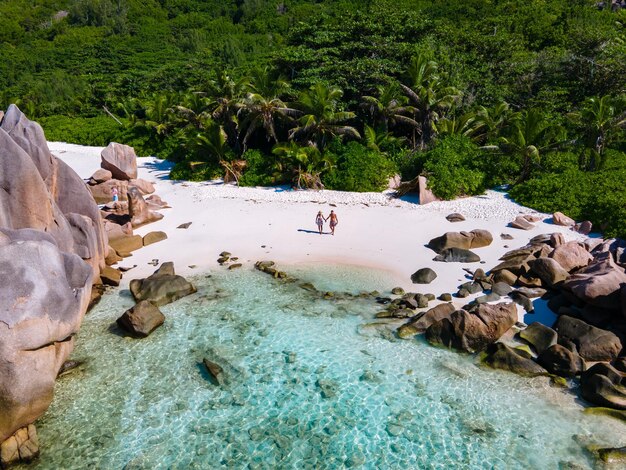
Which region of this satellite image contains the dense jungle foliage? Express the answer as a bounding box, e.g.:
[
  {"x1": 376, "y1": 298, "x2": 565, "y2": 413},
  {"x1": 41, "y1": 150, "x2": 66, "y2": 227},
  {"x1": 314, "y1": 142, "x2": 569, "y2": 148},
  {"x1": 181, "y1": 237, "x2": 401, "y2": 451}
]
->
[{"x1": 1, "y1": 0, "x2": 625, "y2": 235}]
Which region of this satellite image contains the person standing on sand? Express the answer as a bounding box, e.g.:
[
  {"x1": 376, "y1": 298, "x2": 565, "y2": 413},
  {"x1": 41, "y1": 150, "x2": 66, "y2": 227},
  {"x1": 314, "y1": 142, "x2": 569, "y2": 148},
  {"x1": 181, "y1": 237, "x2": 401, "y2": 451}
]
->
[
  {"x1": 315, "y1": 211, "x2": 325, "y2": 234},
  {"x1": 111, "y1": 186, "x2": 119, "y2": 208},
  {"x1": 326, "y1": 210, "x2": 338, "y2": 236}
]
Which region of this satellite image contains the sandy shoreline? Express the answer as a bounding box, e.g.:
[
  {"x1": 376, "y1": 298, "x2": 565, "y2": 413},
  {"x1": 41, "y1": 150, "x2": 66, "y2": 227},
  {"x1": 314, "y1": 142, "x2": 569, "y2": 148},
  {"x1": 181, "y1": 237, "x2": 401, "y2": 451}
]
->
[{"x1": 49, "y1": 142, "x2": 588, "y2": 300}]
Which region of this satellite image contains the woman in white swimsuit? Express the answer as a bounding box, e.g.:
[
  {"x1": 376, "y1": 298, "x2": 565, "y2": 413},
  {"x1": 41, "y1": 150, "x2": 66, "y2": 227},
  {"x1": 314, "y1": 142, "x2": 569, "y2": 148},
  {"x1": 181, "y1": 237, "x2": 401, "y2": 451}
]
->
[{"x1": 315, "y1": 211, "x2": 325, "y2": 234}]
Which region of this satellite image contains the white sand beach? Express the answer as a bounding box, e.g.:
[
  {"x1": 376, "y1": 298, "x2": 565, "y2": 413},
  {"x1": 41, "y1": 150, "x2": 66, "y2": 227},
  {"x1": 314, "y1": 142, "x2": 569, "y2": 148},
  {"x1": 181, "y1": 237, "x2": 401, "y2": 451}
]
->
[{"x1": 49, "y1": 142, "x2": 587, "y2": 299}]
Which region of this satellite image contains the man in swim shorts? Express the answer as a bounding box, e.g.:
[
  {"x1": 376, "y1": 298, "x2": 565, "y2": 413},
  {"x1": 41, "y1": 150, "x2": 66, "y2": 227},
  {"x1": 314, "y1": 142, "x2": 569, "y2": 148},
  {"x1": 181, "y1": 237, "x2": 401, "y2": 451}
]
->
[{"x1": 326, "y1": 210, "x2": 338, "y2": 236}]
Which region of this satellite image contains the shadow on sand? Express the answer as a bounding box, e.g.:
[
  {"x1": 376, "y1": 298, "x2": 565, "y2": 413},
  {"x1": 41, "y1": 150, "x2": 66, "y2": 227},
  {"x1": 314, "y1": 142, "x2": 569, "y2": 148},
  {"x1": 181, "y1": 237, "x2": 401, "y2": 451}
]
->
[{"x1": 298, "y1": 229, "x2": 330, "y2": 235}]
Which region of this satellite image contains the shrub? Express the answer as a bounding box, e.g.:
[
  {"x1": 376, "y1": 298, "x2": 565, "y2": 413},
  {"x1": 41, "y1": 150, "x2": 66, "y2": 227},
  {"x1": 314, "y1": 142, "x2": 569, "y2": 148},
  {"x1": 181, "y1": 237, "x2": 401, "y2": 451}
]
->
[
  {"x1": 238, "y1": 149, "x2": 277, "y2": 187},
  {"x1": 421, "y1": 135, "x2": 486, "y2": 200},
  {"x1": 323, "y1": 141, "x2": 397, "y2": 192}
]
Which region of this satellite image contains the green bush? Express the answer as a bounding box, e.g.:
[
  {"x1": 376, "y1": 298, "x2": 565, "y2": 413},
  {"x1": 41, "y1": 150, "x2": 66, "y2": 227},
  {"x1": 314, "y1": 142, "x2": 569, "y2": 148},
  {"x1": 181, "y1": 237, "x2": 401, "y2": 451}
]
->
[
  {"x1": 169, "y1": 160, "x2": 222, "y2": 181},
  {"x1": 39, "y1": 115, "x2": 127, "y2": 146},
  {"x1": 421, "y1": 136, "x2": 486, "y2": 200},
  {"x1": 238, "y1": 149, "x2": 279, "y2": 187},
  {"x1": 323, "y1": 141, "x2": 397, "y2": 192}
]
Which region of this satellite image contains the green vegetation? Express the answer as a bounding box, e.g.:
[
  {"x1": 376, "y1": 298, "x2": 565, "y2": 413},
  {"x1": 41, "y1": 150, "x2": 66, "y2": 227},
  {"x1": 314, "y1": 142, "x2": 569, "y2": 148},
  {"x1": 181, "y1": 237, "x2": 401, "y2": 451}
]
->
[{"x1": 1, "y1": 0, "x2": 625, "y2": 234}]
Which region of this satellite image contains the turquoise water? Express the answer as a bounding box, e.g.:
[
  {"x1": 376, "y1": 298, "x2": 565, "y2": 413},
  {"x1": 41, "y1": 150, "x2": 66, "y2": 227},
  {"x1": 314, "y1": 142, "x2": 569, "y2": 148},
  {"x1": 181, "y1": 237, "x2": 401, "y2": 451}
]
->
[{"x1": 25, "y1": 266, "x2": 624, "y2": 469}]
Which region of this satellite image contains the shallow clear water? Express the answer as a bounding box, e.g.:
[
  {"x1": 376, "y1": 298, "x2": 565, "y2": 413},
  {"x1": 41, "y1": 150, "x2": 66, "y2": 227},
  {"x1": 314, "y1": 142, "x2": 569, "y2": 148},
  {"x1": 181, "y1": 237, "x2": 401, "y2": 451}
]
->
[{"x1": 25, "y1": 266, "x2": 625, "y2": 469}]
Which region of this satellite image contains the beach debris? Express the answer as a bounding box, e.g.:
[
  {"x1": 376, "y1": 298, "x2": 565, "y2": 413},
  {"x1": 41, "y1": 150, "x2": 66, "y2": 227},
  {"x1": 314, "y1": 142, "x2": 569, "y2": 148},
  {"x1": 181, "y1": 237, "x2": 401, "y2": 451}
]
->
[
  {"x1": 446, "y1": 213, "x2": 465, "y2": 222},
  {"x1": 177, "y1": 222, "x2": 192, "y2": 229},
  {"x1": 411, "y1": 268, "x2": 437, "y2": 284},
  {"x1": 143, "y1": 231, "x2": 168, "y2": 246},
  {"x1": 148, "y1": 259, "x2": 159, "y2": 266},
  {"x1": 116, "y1": 300, "x2": 165, "y2": 337},
  {"x1": 130, "y1": 262, "x2": 197, "y2": 306},
  {"x1": 433, "y1": 248, "x2": 480, "y2": 263},
  {"x1": 203, "y1": 358, "x2": 224, "y2": 386}
]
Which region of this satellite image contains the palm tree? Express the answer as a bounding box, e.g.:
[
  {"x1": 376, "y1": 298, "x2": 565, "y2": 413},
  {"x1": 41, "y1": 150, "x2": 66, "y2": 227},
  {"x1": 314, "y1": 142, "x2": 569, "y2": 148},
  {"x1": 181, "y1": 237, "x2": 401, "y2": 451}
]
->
[
  {"x1": 206, "y1": 70, "x2": 250, "y2": 151},
  {"x1": 289, "y1": 83, "x2": 360, "y2": 150},
  {"x1": 435, "y1": 112, "x2": 477, "y2": 140},
  {"x1": 400, "y1": 55, "x2": 462, "y2": 149},
  {"x1": 361, "y1": 83, "x2": 419, "y2": 132},
  {"x1": 272, "y1": 141, "x2": 335, "y2": 189},
  {"x1": 468, "y1": 102, "x2": 513, "y2": 144},
  {"x1": 483, "y1": 108, "x2": 565, "y2": 184},
  {"x1": 237, "y1": 92, "x2": 300, "y2": 150},
  {"x1": 363, "y1": 124, "x2": 406, "y2": 154},
  {"x1": 568, "y1": 95, "x2": 626, "y2": 171}
]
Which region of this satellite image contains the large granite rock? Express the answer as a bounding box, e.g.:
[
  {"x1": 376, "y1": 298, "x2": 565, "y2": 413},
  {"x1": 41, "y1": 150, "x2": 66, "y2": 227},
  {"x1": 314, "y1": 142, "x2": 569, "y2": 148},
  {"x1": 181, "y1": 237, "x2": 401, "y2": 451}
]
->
[
  {"x1": 411, "y1": 268, "x2": 437, "y2": 284},
  {"x1": 483, "y1": 343, "x2": 548, "y2": 377},
  {"x1": 562, "y1": 252, "x2": 626, "y2": 310},
  {"x1": 0, "y1": 229, "x2": 92, "y2": 442},
  {"x1": 529, "y1": 258, "x2": 569, "y2": 287},
  {"x1": 554, "y1": 315, "x2": 622, "y2": 362},
  {"x1": 0, "y1": 106, "x2": 107, "y2": 447},
  {"x1": 427, "y1": 229, "x2": 493, "y2": 253},
  {"x1": 0, "y1": 105, "x2": 107, "y2": 278},
  {"x1": 580, "y1": 363, "x2": 626, "y2": 410},
  {"x1": 418, "y1": 176, "x2": 440, "y2": 205},
  {"x1": 128, "y1": 186, "x2": 164, "y2": 228},
  {"x1": 130, "y1": 262, "x2": 197, "y2": 306},
  {"x1": 549, "y1": 241, "x2": 593, "y2": 272},
  {"x1": 425, "y1": 302, "x2": 518, "y2": 353},
  {"x1": 519, "y1": 322, "x2": 557, "y2": 354},
  {"x1": 552, "y1": 212, "x2": 575, "y2": 226},
  {"x1": 100, "y1": 142, "x2": 137, "y2": 180},
  {"x1": 396, "y1": 303, "x2": 455, "y2": 338},
  {"x1": 537, "y1": 344, "x2": 584, "y2": 378}
]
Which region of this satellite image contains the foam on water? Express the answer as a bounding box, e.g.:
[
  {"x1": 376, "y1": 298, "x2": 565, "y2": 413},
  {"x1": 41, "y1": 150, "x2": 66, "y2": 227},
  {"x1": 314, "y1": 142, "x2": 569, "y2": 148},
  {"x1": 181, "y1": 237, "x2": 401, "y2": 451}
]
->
[{"x1": 23, "y1": 267, "x2": 625, "y2": 469}]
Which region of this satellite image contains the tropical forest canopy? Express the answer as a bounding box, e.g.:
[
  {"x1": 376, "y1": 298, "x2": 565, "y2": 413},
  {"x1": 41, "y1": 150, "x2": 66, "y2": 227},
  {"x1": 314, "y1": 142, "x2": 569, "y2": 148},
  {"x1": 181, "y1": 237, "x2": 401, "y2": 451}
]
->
[{"x1": 1, "y1": 0, "x2": 625, "y2": 235}]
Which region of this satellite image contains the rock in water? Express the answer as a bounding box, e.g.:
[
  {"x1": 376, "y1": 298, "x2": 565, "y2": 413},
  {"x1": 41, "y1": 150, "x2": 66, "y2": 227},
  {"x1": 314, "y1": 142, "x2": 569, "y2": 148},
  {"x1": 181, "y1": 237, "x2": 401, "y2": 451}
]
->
[
  {"x1": 0, "y1": 229, "x2": 92, "y2": 443},
  {"x1": 426, "y1": 302, "x2": 518, "y2": 353},
  {"x1": 554, "y1": 315, "x2": 622, "y2": 362},
  {"x1": 411, "y1": 268, "x2": 437, "y2": 284},
  {"x1": 483, "y1": 343, "x2": 548, "y2": 377},
  {"x1": 396, "y1": 303, "x2": 455, "y2": 338},
  {"x1": 100, "y1": 142, "x2": 138, "y2": 180},
  {"x1": 130, "y1": 262, "x2": 197, "y2": 306},
  {"x1": 519, "y1": 322, "x2": 557, "y2": 354},
  {"x1": 117, "y1": 301, "x2": 165, "y2": 337},
  {"x1": 537, "y1": 344, "x2": 584, "y2": 378},
  {"x1": 580, "y1": 363, "x2": 626, "y2": 410},
  {"x1": 203, "y1": 359, "x2": 224, "y2": 386}
]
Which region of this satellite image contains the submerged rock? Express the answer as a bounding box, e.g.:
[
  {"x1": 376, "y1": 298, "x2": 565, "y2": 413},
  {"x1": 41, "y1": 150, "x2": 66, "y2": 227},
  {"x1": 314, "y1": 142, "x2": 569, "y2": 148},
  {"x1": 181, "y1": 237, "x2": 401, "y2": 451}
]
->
[
  {"x1": 117, "y1": 301, "x2": 165, "y2": 337},
  {"x1": 426, "y1": 302, "x2": 517, "y2": 353},
  {"x1": 482, "y1": 343, "x2": 547, "y2": 377},
  {"x1": 580, "y1": 363, "x2": 626, "y2": 410},
  {"x1": 537, "y1": 344, "x2": 584, "y2": 378},
  {"x1": 203, "y1": 358, "x2": 224, "y2": 386},
  {"x1": 130, "y1": 262, "x2": 197, "y2": 306}
]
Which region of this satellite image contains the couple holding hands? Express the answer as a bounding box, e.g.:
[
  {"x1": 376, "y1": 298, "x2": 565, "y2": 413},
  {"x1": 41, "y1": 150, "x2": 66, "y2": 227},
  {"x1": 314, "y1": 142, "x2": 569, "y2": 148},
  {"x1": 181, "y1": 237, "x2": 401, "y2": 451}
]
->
[{"x1": 315, "y1": 210, "x2": 339, "y2": 235}]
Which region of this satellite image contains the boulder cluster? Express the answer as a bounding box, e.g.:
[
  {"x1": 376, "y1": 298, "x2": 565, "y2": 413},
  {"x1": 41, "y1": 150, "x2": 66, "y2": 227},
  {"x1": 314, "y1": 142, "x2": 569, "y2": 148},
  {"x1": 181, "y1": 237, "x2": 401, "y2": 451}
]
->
[{"x1": 0, "y1": 105, "x2": 107, "y2": 466}]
